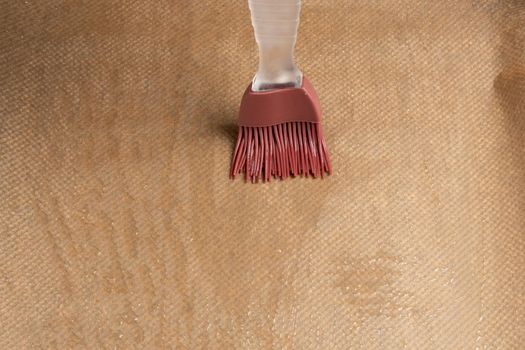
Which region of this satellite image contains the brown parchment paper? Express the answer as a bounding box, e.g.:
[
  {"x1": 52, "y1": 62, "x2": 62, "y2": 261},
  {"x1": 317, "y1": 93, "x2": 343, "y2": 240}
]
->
[{"x1": 1, "y1": 1, "x2": 524, "y2": 349}]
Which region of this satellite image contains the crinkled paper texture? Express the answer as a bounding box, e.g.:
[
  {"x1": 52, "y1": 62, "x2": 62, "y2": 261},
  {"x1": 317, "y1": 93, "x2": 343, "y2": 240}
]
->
[{"x1": 1, "y1": 1, "x2": 524, "y2": 349}]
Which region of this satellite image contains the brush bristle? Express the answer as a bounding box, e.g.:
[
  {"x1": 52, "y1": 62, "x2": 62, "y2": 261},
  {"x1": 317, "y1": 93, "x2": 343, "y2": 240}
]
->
[{"x1": 230, "y1": 121, "x2": 331, "y2": 182}]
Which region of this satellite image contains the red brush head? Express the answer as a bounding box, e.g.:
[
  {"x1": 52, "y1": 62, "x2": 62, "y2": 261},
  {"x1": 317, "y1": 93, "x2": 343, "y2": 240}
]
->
[
  {"x1": 238, "y1": 77, "x2": 322, "y2": 127},
  {"x1": 231, "y1": 76, "x2": 331, "y2": 182}
]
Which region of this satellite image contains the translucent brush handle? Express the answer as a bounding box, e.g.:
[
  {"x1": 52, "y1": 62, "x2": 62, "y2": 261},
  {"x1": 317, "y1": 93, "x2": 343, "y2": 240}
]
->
[{"x1": 248, "y1": 0, "x2": 302, "y2": 91}]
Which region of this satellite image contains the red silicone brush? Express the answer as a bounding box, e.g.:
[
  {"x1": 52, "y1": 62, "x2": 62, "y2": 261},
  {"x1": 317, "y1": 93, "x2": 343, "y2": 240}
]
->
[{"x1": 230, "y1": 0, "x2": 331, "y2": 182}]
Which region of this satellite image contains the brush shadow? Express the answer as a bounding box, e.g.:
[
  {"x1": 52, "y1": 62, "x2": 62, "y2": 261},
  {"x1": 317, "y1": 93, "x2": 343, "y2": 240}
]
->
[
  {"x1": 207, "y1": 110, "x2": 239, "y2": 152},
  {"x1": 206, "y1": 109, "x2": 237, "y2": 139},
  {"x1": 218, "y1": 121, "x2": 238, "y2": 143},
  {"x1": 493, "y1": 15, "x2": 525, "y2": 225}
]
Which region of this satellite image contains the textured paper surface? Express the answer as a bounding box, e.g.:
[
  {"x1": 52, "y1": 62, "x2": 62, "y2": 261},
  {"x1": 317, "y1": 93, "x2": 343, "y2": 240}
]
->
[{"x1": 1, "y1": 1, "x2": 524, "y2": 349}]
